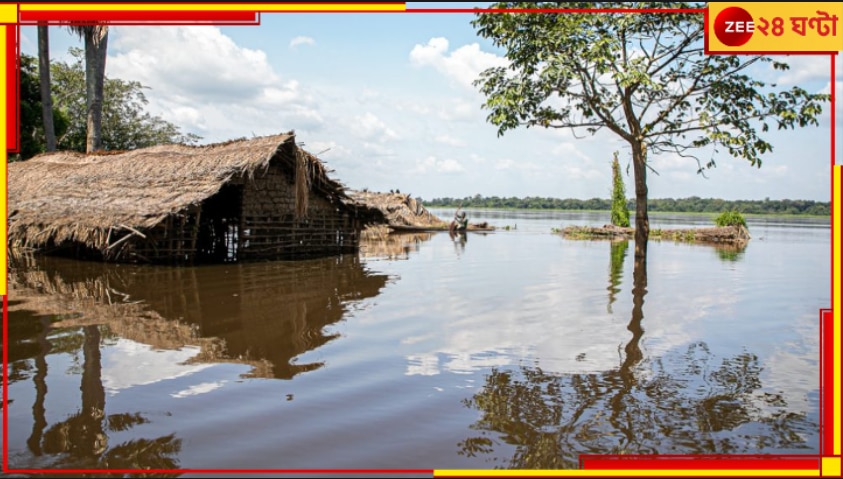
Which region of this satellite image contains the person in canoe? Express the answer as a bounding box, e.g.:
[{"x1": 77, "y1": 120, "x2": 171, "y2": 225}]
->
[{"x1": 450, "y1": 208, "x2": 469, "y2": 233}]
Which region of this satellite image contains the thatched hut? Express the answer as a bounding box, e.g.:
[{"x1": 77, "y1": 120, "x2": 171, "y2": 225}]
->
[
  {"x1": 8, "y1": 132, "x2": 382, "y2": 264},
  {"x1": 348, "y1": 190, "x2": 447, "y2": 229}
]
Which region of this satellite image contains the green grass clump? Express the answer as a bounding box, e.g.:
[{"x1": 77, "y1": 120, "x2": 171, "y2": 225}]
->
[{"x1": 714, "y1": 210, "x2": 747, "y2": 228}]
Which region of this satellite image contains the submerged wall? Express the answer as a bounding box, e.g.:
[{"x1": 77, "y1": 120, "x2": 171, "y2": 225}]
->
[{"x1": 238, "y1": 163, "x2": 360, "y2": 261}]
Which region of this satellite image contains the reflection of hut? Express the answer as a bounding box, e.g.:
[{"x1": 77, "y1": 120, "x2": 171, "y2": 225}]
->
[
  {"x1": 8, "y1": 252, "x2": 389, "y2": 379},
  {"x1": 359, "y1": 230, "x2": 433, "y2": 260},
  {"x1": 8, "y1": 132, "x2": 381, "y2": 264}
]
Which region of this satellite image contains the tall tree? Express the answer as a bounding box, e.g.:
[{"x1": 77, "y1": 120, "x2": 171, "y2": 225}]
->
[
  {"x1": 37, "y1": 26, "x2": 56, "y2": 151},
  {"x1": 472, "y1": 2, "x2": 829, "y2": 258},
  {"x1": 610, "y1": 151, "x2": 630, "y2": 227},
  {"x1": 50, "y1": 48, "x2": 201, "y2": 152},
  {"x1": 14, "y1": 54, "x2": 69, "y2": 161},
  {"x1": 17, "y1": 54, "x2": 44, "y2": 161},
  {"x1": 68, "y1": 25, "x2": 108, "y2": 153}
]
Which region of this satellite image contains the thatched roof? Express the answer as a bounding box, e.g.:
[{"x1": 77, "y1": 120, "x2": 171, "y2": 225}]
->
[
  {"x1": 8, "y1": 132, "x2": 367, "y2": 251},
  {"x1": 348, "y1": 190, "x2": 445, "y2": 228}
]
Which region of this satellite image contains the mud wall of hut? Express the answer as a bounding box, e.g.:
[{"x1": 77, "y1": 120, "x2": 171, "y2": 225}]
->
[
  {"x1": 114, "y1": 164, "x2": 361, "y2": 264},
  {"x1": 237, "y1": 163, "x2": 359, "y2": 261},
  {"x1": 122, "y1": 169, "x2": 360, "y2": 264}
]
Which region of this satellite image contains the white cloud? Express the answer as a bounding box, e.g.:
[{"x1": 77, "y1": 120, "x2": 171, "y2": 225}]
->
[
  {"x1": 406, "y1": 103, "x2": 432, "y2": 116},
  {"x1": 434, "y1": 134, "x2": 466, "y2": 147},
  {"x1": 494, "y1": 158, "x2": 515, "y2": 170},
  {"x1": 652, "y1": 152, "x2": 696, "y2": 172},
  {"x1": 819, "y1": 80, "x2": 843, "y2": 123},
  {"x1": 410, "y1": 37, "x2": 508, "y2": 89},
  {"x1": 768, "y1": 164, "x2": 789, "y2": 176},
  {"x1": 437, "y1": 99, "x2": 477, "y2": 122},
  {"x1": 469, "y1": 153, "x2": 488, "y2": 164},
  {"x1": 362, "y1": 141, "x2": 396, "y2": 157},
  {"x1": 349, "y1": 112, "x2": 399, "y2": 142},
  {"x1": 105, "y1": 26, "x2": 331, "y2": 142},
  {"x1": 357, "y1": 88, "x2": 381, "y2": 102},
  {"x1": 262, "y1": 81, "x2": 305, "y2": 105},
  {"x1": 306, "y1": 140, "x2": 352, "y2": 159},
  {"x1": 774, "y1": 55, "x2": 834, "y2": 85},
  {"x1": 110, "y1": 26, "x2": 279, "y2": 102},
  {"x1": 551, "y1": 142, "x2": 593, "y2": 162},
  {"x1": 414, "y1": 155, "x2": 465, "y2": 174},
  {"x1": 562, "y1": 165, "x2": 602, "y2": 180},
  {"x1": 289, "y1": 35, "x2": 315, "y2": 49}
]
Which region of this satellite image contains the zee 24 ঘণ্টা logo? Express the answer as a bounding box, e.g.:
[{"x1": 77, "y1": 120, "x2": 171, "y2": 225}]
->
[{"x1": 712, "y1": 4, "x2": 838, "y2": 49}]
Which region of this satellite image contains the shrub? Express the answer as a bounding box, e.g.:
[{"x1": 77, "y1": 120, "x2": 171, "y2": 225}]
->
[{"x1": 714, "y1": 210, "x2": 747, "y2": 228}]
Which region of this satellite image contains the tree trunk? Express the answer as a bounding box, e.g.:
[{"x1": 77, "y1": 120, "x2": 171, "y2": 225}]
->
[
  {"x1": 631, "y1": 140, "x2": 649, "y2": 258},
  {"x1": 37, "y1": 26, "x2": 56, "y2": 152},
  {"x1": 84, "y1": 27, "x2": 107, "y2": 153}
]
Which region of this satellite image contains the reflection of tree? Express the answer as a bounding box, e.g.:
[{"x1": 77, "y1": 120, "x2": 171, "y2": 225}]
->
[
  {"x1": 32, "y1": 325, "x2": 183, "y2": 473},
  {"x1": 26, "y1": 314, "x2": 51, "y2": 456},
  {"x1": 606, "y1": 240, "x2": 629, "y2": 314},
  {"x1": 40, "y1": 435, "x2": 182, "y2": 477},
  {"x1": 714, "y1": 243, "x2": 747, "y2": 262},
  {"x1": 460, "y1": 349, "x2": 816, "y2": 468},
  {"x1": 459, "y1": 255, "x2": 816, "y2": 469},
  {"x1": 621, "y1": 255, "x2": 646, "y2": 379}
]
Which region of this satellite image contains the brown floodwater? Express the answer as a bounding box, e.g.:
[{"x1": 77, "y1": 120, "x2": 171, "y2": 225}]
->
[{"x1": 2, "y1": 211, "x2": 829, "y2": 473}]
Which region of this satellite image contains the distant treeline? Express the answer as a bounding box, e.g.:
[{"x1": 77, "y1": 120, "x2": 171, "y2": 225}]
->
[{"x1": 424, "y1": 196, "x2": 830, "y2": 216}]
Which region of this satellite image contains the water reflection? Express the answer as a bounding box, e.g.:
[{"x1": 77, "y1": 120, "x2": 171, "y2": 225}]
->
[
  {"x1": 714, "y1": 243, "x2": 748, "y2": 262},
  {"x1": 359, "y1": 232, "x2": 433, "y2": 261},
  {"x1": 458, "y1": 256, "x2": 816, "y2": 468},
  {"x1": 449, "y1": 230, "x2": 467, "y2": 256},
  {"x1": 18, "y1": 320, "x2": 184, "y2": 472},
  {"x1": 6, "y1": 252, "x2": 390, "y2": 472},
  {"x1": 4, "y1": 211, "x2": 823, "y2": 470},
  {"x1": 606, "y1": 240, "x2": 629, "y2": 313},
  {"x1": 8, "y1": 252, "x2": 390, "y2": 380}
]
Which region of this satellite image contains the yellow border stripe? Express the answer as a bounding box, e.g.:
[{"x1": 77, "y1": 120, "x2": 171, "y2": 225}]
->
[
  {"x1": 19, "y1": 3, "x2": 406, "y2": 12},
  {"x1": 0, "y1": 25, "x2": 6, "y2": 296},
  {"x1": 834, "y1": 165, "x2": 841, "y2": 457},
  {"x1": 434, "y1": 470, "x2": 819, "y2": 477},
  {"x1": 0, "y1": 4, "x2": 17, "y2": 23},
  {"x1": 822, "y1": 457, "x2": 842, "y2": 477}
]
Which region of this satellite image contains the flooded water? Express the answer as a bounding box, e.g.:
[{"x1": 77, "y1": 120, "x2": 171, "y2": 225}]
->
[{"x1": 2, "y1": 210, "x2": 829, "y2": 473}]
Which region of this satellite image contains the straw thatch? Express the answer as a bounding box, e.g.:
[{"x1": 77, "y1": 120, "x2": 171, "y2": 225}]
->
[
  {"x1": 348, "y1": 190, "x2": 446, "y2": 228},
  {"x1": 8, "y1": 132, "x2": 380, "y2": 263}
]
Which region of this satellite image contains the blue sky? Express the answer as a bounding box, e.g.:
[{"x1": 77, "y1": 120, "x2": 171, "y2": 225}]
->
[{"x1": 19, "y1": 3, "x2": 840, "y2": 202}]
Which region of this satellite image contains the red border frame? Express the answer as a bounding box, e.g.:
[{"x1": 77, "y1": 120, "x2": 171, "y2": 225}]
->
[
  {"x1": 19, "y1": 10, "x2": 262, "y2": 24},
  {"x1": 2, "y1": 3, "x2": 837, "y2": 476}
]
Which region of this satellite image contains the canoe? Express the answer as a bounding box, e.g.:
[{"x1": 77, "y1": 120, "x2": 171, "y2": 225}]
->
[{"x1": 388, "y1": 224, "x2": 496, "y2": 233}]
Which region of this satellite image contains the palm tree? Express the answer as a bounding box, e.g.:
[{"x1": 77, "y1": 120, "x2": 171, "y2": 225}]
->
[
  {"x1": 68, "y1": 25, "x2": 108, "y2": 153},
  {"x1": 37, "y1": 25, "x2": 56, "y2": 151}
]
